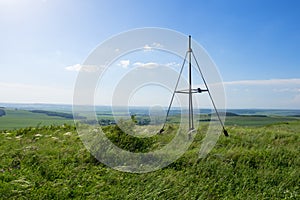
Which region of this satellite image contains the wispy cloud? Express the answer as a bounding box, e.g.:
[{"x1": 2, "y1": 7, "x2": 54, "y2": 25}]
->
[
  {"x1": 143, "y1": 42, "x2": 164, "y2": 51},
  {"x1": 133, "y1": 62, "x2": 179, "y2": 69},
  {"x1": 65, "y1": 64, "x2": 101, "y2": 72},
  {"x1": 222, "y1": 78, "x2": 300, "y2": 109},
  {"x1": 118, "y1": 60, "x2": 130, "y2": 68},
  {"x1": 143, "y1": 45, "x2": 152, "y2": 51},
  {"x1": 133, "y1": 62, "x2": 160, "y2": 69},
  {"x1": 223, "y1": 78, "x2": 300, "y2": 86},
  {"x1": 152, "y1": 42, "x2": 163, "y2": 48},
  {"x1": 272, "y1": 88, "x2": 300, "y2": 93}
]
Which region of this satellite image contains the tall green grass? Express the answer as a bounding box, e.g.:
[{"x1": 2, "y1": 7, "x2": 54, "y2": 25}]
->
[{"x1": 0, "y1": 121, "x2": 299, "y2": 199}]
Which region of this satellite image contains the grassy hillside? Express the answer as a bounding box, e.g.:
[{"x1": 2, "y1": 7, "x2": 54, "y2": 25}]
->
[{"x1": 0, "y1": 121, "x2": 299, "y2": 199}]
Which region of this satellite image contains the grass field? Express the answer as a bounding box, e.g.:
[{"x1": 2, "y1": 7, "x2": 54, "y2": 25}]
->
[
  {"x1": 1, "y1": 106, "x2": 299, "y2": 130},
  {"x1": 224, "y1": 115, "x2": 299, "y2": 126},
  {"x1": 0, "y1": 109, "x2": 74, "y2": 130},
  {"x1": 0, "y1": 119, "x2": 299, "y2": 199}
]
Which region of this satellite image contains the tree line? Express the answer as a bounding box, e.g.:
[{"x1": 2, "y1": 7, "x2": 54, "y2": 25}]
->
[
  {"x1": 0, "y1": 109, "x2": 6, "y2": 117},
  {"x1": 30, "y1": 110, "x2": 86, "y2": 119}
]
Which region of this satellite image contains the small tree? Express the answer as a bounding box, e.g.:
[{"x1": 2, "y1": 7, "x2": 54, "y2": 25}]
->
[
  {"x1": 0, "y1": 109, "x2": 6, "y2": 117},
  {"x1": 130, "y1": 114, "x2": 137, "y2": 124}
]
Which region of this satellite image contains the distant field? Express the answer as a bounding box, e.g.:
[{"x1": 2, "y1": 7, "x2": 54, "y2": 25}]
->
[
  {"x1": 224, "y1": 115, "x2": 299, "y2": 126},
  {"x1": 1, "y1": 103, "x2": 300, "y2": 130},
  {"x1": 96, "y1": 112, "x2": 300, "y2": 127},
  {"x1": 0, "y1": 109, "x2": 73, "y2": 130},
  {"x1": 1, "y1": 108, "x2": 300, "y2": 130}
]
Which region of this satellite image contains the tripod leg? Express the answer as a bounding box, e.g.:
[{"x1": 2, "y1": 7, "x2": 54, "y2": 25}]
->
[
  {"x1": 192, "y1": 52, "x2": 229, "y2": 137},
  {"x1": 159, "y1": 52, "x2": 188, "y2": 134}
]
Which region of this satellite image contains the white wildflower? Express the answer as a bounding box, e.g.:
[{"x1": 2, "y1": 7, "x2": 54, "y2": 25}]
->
[
  {"x1": 15, "y1": 135, "x2": 23, "y2": 140},
  {"x1": 64, "y1": 132, "x2": 72, "y2": 136}
]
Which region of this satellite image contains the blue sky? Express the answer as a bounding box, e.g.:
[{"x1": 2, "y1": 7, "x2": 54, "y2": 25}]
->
[{"x1": 0, "y1": 0, "x2": 300, "y2": 108}]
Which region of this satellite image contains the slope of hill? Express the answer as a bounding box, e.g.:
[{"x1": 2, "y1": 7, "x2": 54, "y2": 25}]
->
[{"x1": 0, "y1": 121, "x2": 299, "y2": 199}]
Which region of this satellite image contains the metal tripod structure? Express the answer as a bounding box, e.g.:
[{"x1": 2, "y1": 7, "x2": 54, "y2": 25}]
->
[{"x1": 159, "y1": 35, "x2": 228, "y2": 137}]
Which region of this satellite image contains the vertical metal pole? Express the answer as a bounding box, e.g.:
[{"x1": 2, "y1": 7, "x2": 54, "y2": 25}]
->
[{"x1": 188, "y1": 35, "x2": 194, "y2": 130}]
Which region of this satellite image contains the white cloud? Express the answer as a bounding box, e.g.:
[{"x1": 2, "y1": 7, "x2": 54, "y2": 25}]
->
[
  {"x1": 272, "y1": 88, "x2": 300, "y2": 93},
  {"x1": 65, "y1": 64, "x2": 81, "y2": 71},
  {"x1": 133, "y1": 62, "x2": 160, "y2": 69},
  {"x1": 222, "y1": 78, "x2": 300, "y2": 109},
  {"x1": 118, "y1": 60, "x2": 130, "y2": 68},
  {"x1": 152, "y1": 42, "x2": 163, "y2": 48},
  {"x1": 142, "y1": 42, "x2": 164, "y2": 51},
  {"x1": 165, "y1": 62, "x2": 180, "y2": 67},
  {"x1": 133, "y1": 62, "x2": 179, "y2": 69},
  {"x1": 143, "y1": 45, "x2": 152, "y2": 51},
  {"x1": 223, "y1": 78, "x2": 300, "y2": 86},
  {"x1": 65, "y1": 64, "x2": 101, "y2": 72}
]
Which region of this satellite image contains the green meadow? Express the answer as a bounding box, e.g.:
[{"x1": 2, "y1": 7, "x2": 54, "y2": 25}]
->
[
  {"x1": 1, "y1": 107, "x2": 299, "y2": 130},
  {"x1": 0, "y1": 109, "x2": 74, "y2": 130},
  {"x1": 0, "y1": 109, "x2": 299, "y2": 199}
]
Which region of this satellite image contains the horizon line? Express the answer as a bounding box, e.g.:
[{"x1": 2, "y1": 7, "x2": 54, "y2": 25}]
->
[{"x1": 0, "y1": 102, "x2": 299, "y2": 110}]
